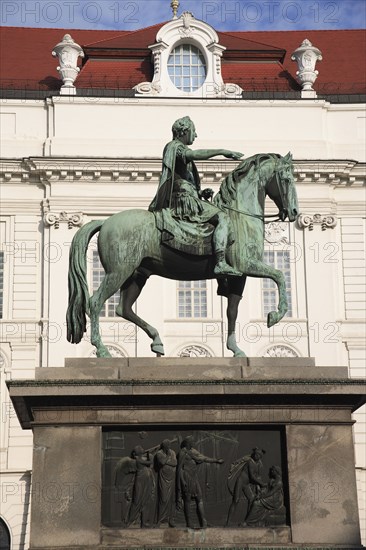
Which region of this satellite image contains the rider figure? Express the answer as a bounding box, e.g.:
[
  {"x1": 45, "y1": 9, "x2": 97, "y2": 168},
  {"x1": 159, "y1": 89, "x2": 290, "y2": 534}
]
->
[{"x1": 149, "y1": 116, "x2": 243, "y2": 277}]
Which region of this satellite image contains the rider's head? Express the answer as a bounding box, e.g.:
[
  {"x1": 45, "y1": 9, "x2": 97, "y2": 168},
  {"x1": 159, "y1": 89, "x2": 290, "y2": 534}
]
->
[{"x1": 172, "y1": 116, "x2": 196, "y2": 144}]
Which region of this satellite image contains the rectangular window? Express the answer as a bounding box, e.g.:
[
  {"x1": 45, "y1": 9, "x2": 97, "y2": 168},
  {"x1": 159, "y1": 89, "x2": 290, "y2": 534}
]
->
[
  {"x1": 178, "y1": 280, "x2": 207, "y2": 318},
  {"x1": 0, "y1": 251, "x2": 3, "y2": 319},
  {"x1": 92, "y1": 250, "x2": 119, "y2": 318},
  {"x1": 262, "y1": 250, "x2": 292, "y2": 317}
]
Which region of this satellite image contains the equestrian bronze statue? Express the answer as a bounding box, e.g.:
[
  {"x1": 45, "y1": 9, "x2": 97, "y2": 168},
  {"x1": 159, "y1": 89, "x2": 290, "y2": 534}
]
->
[{"x1": 67, "y1": 117, "x2": 299, "y2": 358}]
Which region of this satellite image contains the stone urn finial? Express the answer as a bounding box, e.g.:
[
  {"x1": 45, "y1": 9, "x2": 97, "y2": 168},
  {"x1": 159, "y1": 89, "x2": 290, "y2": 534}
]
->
[
  {"x1": 52, "y1": 34, "x2": 84, "y2": 95},
  {"x1": 291, "y1": 39, "x2": 322, "y2": 95}
]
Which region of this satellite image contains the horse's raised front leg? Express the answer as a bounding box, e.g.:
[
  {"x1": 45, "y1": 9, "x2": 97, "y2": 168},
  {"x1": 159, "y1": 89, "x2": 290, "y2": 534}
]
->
[
  {"x1": 247, "y1": 260, "x2": 288, "y2": 327},
  {"x1": 89, "y1": 272, "x2": 125, "y2": 358},
  {"x1": 116, "y1": 278, "x2": 165, "y2": 356},
  {"x1": 226, "y1": 276, "x2": 247, "y2": 357}
]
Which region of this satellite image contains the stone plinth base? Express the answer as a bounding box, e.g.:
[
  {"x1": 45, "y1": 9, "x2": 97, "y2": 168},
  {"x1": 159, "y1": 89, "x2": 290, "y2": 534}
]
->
[
  {"x1": 102, "y1": 526, "x2": 291, "y2": 547},
  {"x1": 7, "y1": 358, "x2": 366, "y2": 549}
]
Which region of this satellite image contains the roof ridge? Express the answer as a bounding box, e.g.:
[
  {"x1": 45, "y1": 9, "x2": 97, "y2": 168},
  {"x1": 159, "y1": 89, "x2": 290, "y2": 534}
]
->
[
  {"x1": 234, "y1": 28, "x2": 365, "y2": 34},
  {"x1": 0, "y1": 26, "x2": 364, "y2": 33},
  {"x1": 83, "y1": 21, "x2": 166, "y2": 47},
  {"x1": 219, "y1": 30, "x2": 284, "y2": 50},
  {"x1": 0, "y1": 25, "x2": 128, "y2": 32}
]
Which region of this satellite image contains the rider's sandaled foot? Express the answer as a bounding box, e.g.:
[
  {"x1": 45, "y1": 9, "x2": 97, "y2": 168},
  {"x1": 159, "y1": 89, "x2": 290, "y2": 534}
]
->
[{"x1": 214, "y1": 261, "x2": 241, "y2": 277}]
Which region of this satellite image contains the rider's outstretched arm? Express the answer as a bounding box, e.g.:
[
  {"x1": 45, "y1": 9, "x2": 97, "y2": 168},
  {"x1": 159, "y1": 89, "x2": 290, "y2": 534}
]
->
[{"x1": 186, "y1": 149, "x2": 243, "y2": 161}]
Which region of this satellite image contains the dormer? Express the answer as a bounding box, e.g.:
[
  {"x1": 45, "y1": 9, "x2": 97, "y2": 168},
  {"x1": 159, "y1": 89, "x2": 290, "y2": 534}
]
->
[{"x1": 134, "y1": 12, "x2": 243, "y2": 98}]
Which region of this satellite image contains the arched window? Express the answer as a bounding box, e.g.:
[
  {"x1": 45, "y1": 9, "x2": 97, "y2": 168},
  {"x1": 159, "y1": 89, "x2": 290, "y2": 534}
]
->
[
  {"x1": 168, "y1": 44, "x2": 206, "y2": 92},
  {"x1": 134, "y1": 13, "x2": 242, "y2": 98},
  {"x1": 0, "y1": 518, "x2": 11, "y2": 550}
]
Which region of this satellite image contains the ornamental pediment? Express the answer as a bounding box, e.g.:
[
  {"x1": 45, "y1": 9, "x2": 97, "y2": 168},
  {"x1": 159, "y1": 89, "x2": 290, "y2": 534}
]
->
[{"x1": 134, "y1": 12, "x2": 243, "y2": 98}]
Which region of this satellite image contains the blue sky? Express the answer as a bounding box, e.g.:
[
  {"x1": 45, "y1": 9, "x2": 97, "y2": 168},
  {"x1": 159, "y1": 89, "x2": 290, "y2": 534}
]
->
[{"x1": 1, "y1": 0, "x2": 365, "y2": 31}]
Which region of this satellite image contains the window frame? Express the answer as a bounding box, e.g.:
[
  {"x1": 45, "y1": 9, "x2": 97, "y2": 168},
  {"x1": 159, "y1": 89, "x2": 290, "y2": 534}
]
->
[
  {"x1": 262, "y1": 248, "x2": 294, "y2": 319},
  {"x1": 167, "y1": 43, "x2": 207, "y2": 93},
  {"x1": 89, "y1": 242, "x2": 120, "y2": 319},
  {"x1": 177, "y1": 280, "x2": 208, "y2": 319},
  {"x1": 260, "y1": 222, "x2": 300, "y2": 321}
]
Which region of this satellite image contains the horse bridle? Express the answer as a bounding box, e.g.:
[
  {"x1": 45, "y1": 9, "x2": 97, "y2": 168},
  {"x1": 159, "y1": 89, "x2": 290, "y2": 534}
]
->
[{"x1": 219, "y1": 157, "x2": 291, "y2": 224}]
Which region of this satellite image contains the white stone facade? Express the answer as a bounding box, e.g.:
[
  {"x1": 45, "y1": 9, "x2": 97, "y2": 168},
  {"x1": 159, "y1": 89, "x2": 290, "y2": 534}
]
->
[{"x1": 0, "y1": 23, "x2": 365, "y2": 548}]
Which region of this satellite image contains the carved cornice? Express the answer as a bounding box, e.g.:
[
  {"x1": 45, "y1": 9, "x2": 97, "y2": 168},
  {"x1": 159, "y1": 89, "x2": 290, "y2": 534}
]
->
[
  {"x1": 294, "y1": 160, "x2": 365, "y2": 186},
  {"x1": 0, "y1": 158, "x2": 364, "y2": 187},
  {"x1": 297, "y1": 213, "x2": 338, "y2": 230}
]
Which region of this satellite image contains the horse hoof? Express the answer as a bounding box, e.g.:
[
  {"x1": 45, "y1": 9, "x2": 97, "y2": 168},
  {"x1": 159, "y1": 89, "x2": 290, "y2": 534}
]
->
[
  {"x1": 151, "y1": 343, "x2": 165, "y2": 356},
  {"x1": 267, "y1": 311, "x2": 279, "y2": 328},
  {"x1": 234, "y1": 350, "x2": 247, "y2": 358}
]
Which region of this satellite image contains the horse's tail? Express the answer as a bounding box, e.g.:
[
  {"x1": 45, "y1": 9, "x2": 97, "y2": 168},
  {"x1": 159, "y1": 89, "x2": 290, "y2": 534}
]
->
[{"x1": 66, "y1": 220, "x2": 103, "y2": 344}]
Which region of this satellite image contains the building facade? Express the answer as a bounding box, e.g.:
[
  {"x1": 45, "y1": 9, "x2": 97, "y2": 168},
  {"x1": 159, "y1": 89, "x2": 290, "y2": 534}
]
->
[{"x1": 0, "y1": 13, "x2": 365, "y2": 548}]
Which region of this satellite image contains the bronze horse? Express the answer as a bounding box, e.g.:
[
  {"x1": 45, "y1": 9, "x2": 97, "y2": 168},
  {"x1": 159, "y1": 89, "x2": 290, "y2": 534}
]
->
[{"x1": 66, "y1": 153, "x2": 298, "y2": 357}]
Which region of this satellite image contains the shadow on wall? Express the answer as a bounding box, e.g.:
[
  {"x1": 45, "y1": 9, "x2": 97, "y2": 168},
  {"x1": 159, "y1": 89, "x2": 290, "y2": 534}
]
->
[{"x1": 19, "y1": 471, "x2": 31, "y2": 550}]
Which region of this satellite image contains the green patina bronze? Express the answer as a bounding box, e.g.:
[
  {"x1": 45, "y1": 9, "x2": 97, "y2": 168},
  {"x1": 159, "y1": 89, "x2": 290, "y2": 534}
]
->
[
  {"x1": 149, "y1": 116, "x2": 242, "y2": 276},
  {"x1": 66, "y1": 117, "x2": 299, "y2": 358}
]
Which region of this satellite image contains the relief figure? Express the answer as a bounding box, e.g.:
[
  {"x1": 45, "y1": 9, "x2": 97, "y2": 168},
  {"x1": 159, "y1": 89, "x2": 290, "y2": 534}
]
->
[
  {"x1": 177, "y1": 436, "x2": 224, "y2": 528},
  {"x1": 128, "y1": 446, "x2": 155, "y2": 527},
  {"x1": 226, "y1": 447, "x2": 266, "y2": 526},
  {"x1": 244, "y1": 465, "x2": 286, "y2": 527},
  {"x1": 155, "y1": 439, "x2": 177, "y2": 527}
]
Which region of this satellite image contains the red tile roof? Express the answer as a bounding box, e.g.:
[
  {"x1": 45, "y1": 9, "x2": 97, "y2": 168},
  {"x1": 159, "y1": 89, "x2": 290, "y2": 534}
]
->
[
  {"x1": 77, "y1": 59, "x2": 153, "y2": 89},
  {"x1": 222, "y1": 62, "x2": 299, "y2": 91},
  {"x1": 0, "y1": 26, "x2": 364, "y2": 94},
  {"x1": 229, "y1": 30, "x2": 366, "y2": 94},
  {"x1": 0, "y1": 27, "x2": 126, "y2": 89}
]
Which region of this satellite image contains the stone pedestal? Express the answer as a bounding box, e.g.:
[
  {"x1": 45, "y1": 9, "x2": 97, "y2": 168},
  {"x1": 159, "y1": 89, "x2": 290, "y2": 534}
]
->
[{"x1": 8, "y1": 358, "x2": 366, "y2": 549}]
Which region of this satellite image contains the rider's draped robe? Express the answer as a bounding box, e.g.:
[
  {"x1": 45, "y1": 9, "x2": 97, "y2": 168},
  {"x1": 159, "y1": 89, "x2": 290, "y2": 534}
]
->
[
  {"x1": 149, "y1": 139, "x2": 220, "y2": 221},
  {"x1": 148, "y1": 139, "x2": 227, "y2": 255}
]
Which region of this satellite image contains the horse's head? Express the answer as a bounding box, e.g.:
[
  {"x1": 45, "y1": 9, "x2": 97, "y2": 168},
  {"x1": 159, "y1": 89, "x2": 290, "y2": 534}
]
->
[{"x1": 267, "y1": 153, "x2": 299, "y2": 222}]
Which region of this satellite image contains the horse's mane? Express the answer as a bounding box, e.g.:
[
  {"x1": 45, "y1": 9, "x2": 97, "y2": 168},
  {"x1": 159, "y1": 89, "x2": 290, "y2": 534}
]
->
[{"x1": 214, "y1": 153, "x2": 281, "y2": 208}]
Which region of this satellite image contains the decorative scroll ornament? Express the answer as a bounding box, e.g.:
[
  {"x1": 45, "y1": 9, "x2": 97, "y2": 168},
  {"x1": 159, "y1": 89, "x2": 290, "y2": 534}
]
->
[
  {"x1": 297, "y1": 213, "x2": 337, "y2": 231},
  {"x1": 221, "y1": 83, "x2": 243, "y2": 97},
  {"x1": 43, "y1": 211, "x2": 84, "y2": 229},
  {"x1": 52, "y1": 34, "x2": 84, "y2": 95},
  {"x1": 90, "y1": 345, "x2": 127, "y2": 358},
  {"x1": 264, "y1": 345, "x2": 299, "y2": 358},
  {"x1": 178, "y1": 345, "x2": 212, "y2": 358},
  {"x1": 291, "y1": 39, "x2": 322, "y2": 93},
  {"x1": 133, "y1": 82, "x2": 162, "y2": 95},
  {"x1": 264, "y1": 222, "x2": 289, "y2": 244}
]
